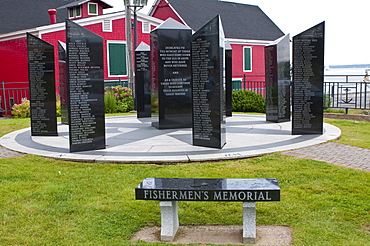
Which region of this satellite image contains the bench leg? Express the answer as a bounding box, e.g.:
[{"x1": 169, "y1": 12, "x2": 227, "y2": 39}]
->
[
  {"x1": 160, "y1": 201, "x2": 179, "y2": 242},
  {"x1": 243, "y1": 202, "x2": 256, "y2": 244}
]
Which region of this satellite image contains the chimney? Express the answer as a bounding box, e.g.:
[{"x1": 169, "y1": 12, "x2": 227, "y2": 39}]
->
[{"x1": 48, "y1": 9, "x2": 57, "y2": 24}]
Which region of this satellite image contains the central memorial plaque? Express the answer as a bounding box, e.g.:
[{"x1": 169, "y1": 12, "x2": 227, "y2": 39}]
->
[
  {"x1": 191, "y1": 16, "x2": 226, "y2": 149},
  {"x1": 265, "y1": 34, "x2": 291, "y2": 123},
  {"x1": 135, "y1": 42, "x2": 151, "y2": 118},
  {"x1": 66, "y1": 20, "x2": 105, "y2": 152},
  {"x1": 292, "y1": 22, "x2": 325, "y2": 135},
  {"x1": 27, "y1": 33, "x2": 57, "y2": 136},
  {"x1": 150, "y1": 18, "x2": 192, "y2": 129}
]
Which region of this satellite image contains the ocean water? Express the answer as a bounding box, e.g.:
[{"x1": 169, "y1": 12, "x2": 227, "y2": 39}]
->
[
  {"x1": 324, "y1": 65, "x2": 370, "y2": 83},
  {"x1": 323, "y1": 65, "x2": 370, "y2": 109}
]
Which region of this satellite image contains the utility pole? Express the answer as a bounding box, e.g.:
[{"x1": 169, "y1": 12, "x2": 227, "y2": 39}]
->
[{"x1": 125, "y1": 5, "x2": 134, "y2": 95}]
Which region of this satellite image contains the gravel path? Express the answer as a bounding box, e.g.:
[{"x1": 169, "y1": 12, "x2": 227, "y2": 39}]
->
[{"x1": 0, "y1": 145, "x2": 24, "y2": 158}]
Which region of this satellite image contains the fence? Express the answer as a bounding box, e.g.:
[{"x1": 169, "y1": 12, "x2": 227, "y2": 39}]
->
[
  {"x1": 0, "y1": 81, "x2": 29, "y2": 116},
  {"x1": 232, "y1": 74, "x2": 266, "y2": 97},
  {"x1": 1, "y1": 75, "x2": 369, "y2": 116},
  {"x1": 323, "y1": 75, "x2": 370, "y2": 111},
  {"x1": 0, "y1": 80, "x2": 128, "y2": 116},
  {"x1": 103, "y1": 79, "x2": 128, "y2": 88}
]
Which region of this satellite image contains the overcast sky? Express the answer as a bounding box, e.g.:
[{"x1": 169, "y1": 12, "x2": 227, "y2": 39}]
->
[{"x1": 104, "y1": 0, "x2": 370, "y2": 66}]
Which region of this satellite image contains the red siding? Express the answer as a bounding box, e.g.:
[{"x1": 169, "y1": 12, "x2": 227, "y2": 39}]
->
[
  {"x1": 0, "y1": 37, "x2": 28, "y2": 83},
  {"x1": 151, "y1": 0, "x2": 184, "y2": 24},
  {"x1": 231, "y1": 43, "x2": 265, "y2": 80},
  {"x1": 41, "y1": 30, "x2": 67, "y2": 85},
  {"x1": 41, "y1": 18, "x2": 154, "y2": 82},
  {"x1": 150, "y1": 0, "x2": 267, "y2": 80},
  {"x1": 0, "y1": 37, "x2": 29, "y2": 114}
]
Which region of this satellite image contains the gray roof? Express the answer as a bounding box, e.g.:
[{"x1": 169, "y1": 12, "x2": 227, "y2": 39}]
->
[
  {"x1": 164, "y1": 0, "x2": 284, "y2": 41},
  {"x1": 57, "y1": 0, "x2": 113, "y2": 9},
  {"x1": 0, "y1": 0, "x2": 75, "y2": 34}
]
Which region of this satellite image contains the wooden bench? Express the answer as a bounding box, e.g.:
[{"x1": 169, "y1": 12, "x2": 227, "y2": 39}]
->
[{"x1": 136, "y1": 178, "x2": 280, "y2": 244}]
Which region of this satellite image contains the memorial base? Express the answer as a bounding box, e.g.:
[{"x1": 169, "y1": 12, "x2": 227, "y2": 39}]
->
[
  {"x1": 242, "y1": 202, "x2": 256, "y2": 244},
  {"x1": 158, "y1": 201, "x2": 257, "y2": 244},
  {"x1": 160, "y1": 201, "x2": 179, "y2": 241}
]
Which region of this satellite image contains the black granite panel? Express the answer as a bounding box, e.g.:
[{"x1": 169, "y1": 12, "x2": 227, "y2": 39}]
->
[
  {"x1": 265, "y1": 34, "x2": 291, "y2": 123},
  {"x1": 292, "y1": 22, "x2": 325, "y2": 134},
  {"x1": 135, "y1": 42, "x2": 151, "y2": 118},
  {"x1": 66, "y1": 20, "x2": 105, "y2": 152},
  {"x1": 136, "y1": 178, "x2": 280, "y2": 202},
  {"x1": 27, "y1": 33, "x2": 58, "y2": 136},
  {"x1": 58, "y1": 41, "x2": 68, "y2": 124},
  {"x1": 150, "y1": 21, "x2": 192, "y2": 129},
  {"x1": 225, "y1": 46, "x2": 232, "y2": 117},
  {"x1": 191, "y1": 16, "x2": 226, "y2": 149}
]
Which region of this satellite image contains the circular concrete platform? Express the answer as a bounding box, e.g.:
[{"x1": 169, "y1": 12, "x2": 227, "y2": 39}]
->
[{"x1": 0, "y1": 114, "x2": 341, "y2": 163}]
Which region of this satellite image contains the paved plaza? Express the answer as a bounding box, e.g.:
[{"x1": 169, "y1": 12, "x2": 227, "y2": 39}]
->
[{"x1": 0, "y1": 114, "x2": 343, "y2": 163}]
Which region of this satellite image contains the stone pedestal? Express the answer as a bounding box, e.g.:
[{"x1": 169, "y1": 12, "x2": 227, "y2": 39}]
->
[
  {"x1": 160, "y1": 201, "x2": 179, "y2": 241},
  {"x1": 292, "y1": 22, "x2": 325, "y2": 135},
  {"x1": 150, "y1": 18, "x2": 192, "y2": 129},
  {"x1": 265, "y1": 34, "x2": 290, "y2": 123},
  {"x1": 27, "y1": 33, "x2": 58, "y2": 136},
  {"x1": 66, "y1": 20, "x2": 105, "y2": 152},
  {"x1": 191, "y1": 15, "x2": 226, "y2": 149},
  {"x1": 242, "y1": 202, "x2": 256, "y2": 244},
  {"x1": 135, "y1": 42, "x2": 151, "y2": 118}
]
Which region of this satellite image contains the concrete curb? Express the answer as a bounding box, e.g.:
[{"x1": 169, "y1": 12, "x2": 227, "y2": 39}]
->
[{"x1": 0, "y1": 114, "x2": 341, "y2": 163}]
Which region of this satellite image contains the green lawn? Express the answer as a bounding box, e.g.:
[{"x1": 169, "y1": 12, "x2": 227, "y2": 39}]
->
[{"x1": 0, "y1": 115, "x2": 369, "y2": 245}]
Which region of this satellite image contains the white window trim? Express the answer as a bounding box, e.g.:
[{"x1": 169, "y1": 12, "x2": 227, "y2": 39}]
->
[
  {"x1": 107, "y1": 41, "x2": 127, "y2": 77},
  {"x1": 88, "y1": 2, "x2": 98, "y2": 15},
  {"x1": 103, "y1": 19, "x2": 112, "y2": 32},
  {"x1": 243, "y1": 46, "x2": 252, "y2": 72},
  {"x1": 75, "y1": 6, "x2": 82, "y2": 18},
  {"x1": 142, "y1": 22, "x2": 150, "y2": 33}
]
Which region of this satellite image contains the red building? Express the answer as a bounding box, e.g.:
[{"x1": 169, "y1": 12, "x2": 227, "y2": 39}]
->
[
  {"x1": 149, "y1": 0, "x2": 285, "y2": 90},
  {"x1": 0, "y1": 0, "x2": 162, "y2": 115},
  {"x1": 0, "y1": 0, "x2": 285, "y2": 115}
]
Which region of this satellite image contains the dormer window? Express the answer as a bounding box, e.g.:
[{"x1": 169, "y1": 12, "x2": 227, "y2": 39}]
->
[
  {"x1": 88, "y1": 3, "x2": 98, "y2": 15},
  {"x1": 69, "y1": 8, "x2": 74, "y2": 18},
  {"x1": 76, "y1": 6, "x2": 82, "y2": 17},
  {"x1": 68, "y1": 6, "x2": 82, "y2": 19},
  {"x1": 58, "y1": 0, "x2": 113, "y2": 19}
]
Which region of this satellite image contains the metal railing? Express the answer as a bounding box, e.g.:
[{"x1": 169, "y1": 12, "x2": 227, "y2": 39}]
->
[
  {"x1": 323, "y1": 75, "x2": 370, "y2": 111},
  {"x1": 103, "y1": 79, "x2": 129, "y2": 88},
  {"x1": 0, "y1": 81, "x2": 29, "y2": 116},
  {"x1": 0, "y1": 80, "x2": 129, "y2": 116},
  {"x1": 1, "y1": 74, "x2": 369, "y2": 116},
  {"x1": 232, "y1": 74, "x2": 266, "y2": 97}
]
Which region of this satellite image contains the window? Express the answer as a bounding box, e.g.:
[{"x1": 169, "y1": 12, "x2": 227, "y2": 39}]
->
[
  {"x1": 107, "y1": 42, "x2": 127, "y2": 76},
  {"x1": 88, "y1": 3, "x2": 98, "y2": 15},
  {"x1": 142, "y1": 22, "x2": 150, "y2": 33},
  {"x1": 75, "y1": 6, "x2": 81, "y2": 17},
  {"x1": 243, "y1": 47, "x2": 252, "y2": 72},
  {"x1": 69, "y1": 8, "x2": 74, "y2": 18},
  {"x1": 103, "y1": 20, "x2": 112, "y2": 32}
]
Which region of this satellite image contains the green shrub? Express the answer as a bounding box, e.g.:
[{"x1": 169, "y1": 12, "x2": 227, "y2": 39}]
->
[
  {"x1": 56, "y1": 99, "x2": 61, "y2": 117},
  {"x1": 323, "y1": 94, "x2": 332, "y2": 109},
  {"x1": 232, "y1": 90, "x2": 266, "y2": 113},
  {"x1": 104, "y1": 86, "x2": 134, "y2": 113},
  {"x1": 11, "y1": 99, "x2": 30, "y2": 118},
  {"x1": 104, "y1": 92, "x2": 117, "y2": 113}
]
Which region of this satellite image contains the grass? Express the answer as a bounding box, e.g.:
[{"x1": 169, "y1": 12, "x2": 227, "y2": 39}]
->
[
  {"x1": 324, "y1": 118, "x2": 370, "y2": 149},
  {"x1": 324, "y1": 108, "x2": 368, "y2": 114},
  {"x1": 0, "y1": 114, "x2": 369, "y2": 245}
]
